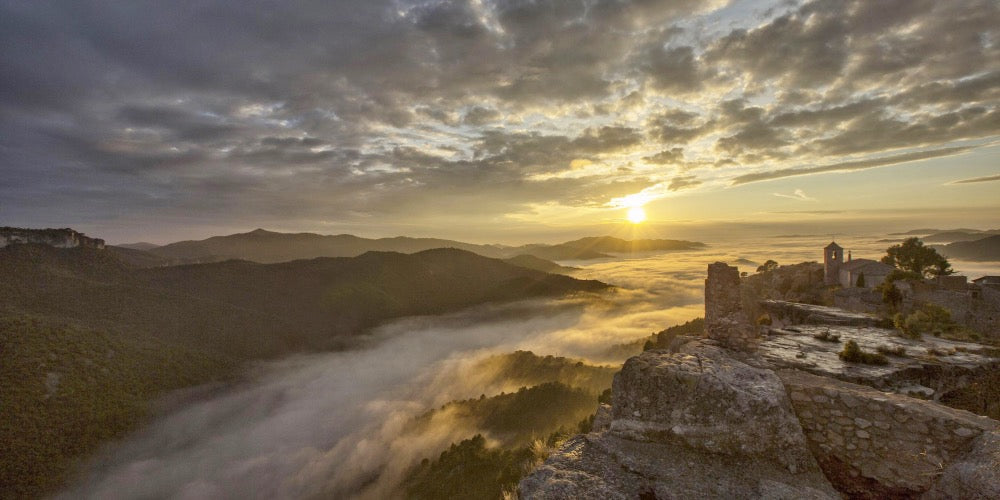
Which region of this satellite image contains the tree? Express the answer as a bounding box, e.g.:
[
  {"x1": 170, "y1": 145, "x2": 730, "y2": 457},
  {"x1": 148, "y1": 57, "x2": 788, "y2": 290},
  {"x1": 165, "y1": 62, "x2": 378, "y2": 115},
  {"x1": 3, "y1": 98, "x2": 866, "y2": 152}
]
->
[
  {"x1": 856, "y1": 272, "x2": 865, "y2": 288},
  {"x1": 756, "y1": 259, "x2": 778, "y2": 273},
  {"x1": 881, "y1": 237, "x2": 953, "y2": 278},
  {"x1": 881, "y1": 281, "x2": 903, "y2": 310}
]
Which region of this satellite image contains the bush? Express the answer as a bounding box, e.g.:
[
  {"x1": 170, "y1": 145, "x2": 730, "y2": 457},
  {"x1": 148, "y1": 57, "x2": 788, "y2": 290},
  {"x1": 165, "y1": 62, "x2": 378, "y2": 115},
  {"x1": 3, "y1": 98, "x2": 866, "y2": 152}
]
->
[
  {"x1": 876, "y1": 345, "x2": 907, "y2": 357},
  {"x1": 839, "y1": 340, "x2": 889, "y2": 365},
  {"x1": 894, "y1": 304, "x2": 961, "y2": 339},
  {"x1": 813, "y1": 330, "x2": 841, "y2": 343}
]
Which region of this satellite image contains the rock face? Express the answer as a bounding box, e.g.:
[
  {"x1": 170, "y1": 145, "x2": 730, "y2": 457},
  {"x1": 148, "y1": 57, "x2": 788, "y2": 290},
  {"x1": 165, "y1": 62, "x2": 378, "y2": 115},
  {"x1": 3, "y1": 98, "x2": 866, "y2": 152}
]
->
[
  {"x1": 520, "y1": 340, "x2": 839, "y2": 499},
  {"x1": 0, "y1": 227, "x2": 104, "y2": 249},
  {"x1": 705, "y1": 262, "x2": 757, "y2": 351},
  {"x1": 610, "y1": 342, "x2": 817, "y2": 474},
  {"x1": 521, "y1": 262, "x2": 1000, "y2": 499}
]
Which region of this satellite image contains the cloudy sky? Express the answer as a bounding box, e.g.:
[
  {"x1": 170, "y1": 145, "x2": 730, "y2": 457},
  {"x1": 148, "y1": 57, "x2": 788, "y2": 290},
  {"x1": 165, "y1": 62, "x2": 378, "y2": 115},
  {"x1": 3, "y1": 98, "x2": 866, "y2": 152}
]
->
[{"x1": 2, "y1": 0, "x2": 998, "y2": 243}]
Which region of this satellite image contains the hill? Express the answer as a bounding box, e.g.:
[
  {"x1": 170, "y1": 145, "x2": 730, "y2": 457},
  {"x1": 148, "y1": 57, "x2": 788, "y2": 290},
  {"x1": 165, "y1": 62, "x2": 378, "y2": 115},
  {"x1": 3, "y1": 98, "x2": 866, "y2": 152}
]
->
[
  {"x1": 147, "y1": 228, "x2": 510, "y2": 263},
  {"x1": 933, "y1": 235, "x2": 1000, "y2": 262},
  {"x1": 503, "y1": 254, "x2": 578, "y2": 274},
  {"x1": 0, "y1": 244, "x2": 608, "y2": 497},
  {"x1": 558, "y1": 236, "x2": 707, "y2": 253},
  {"x1": 922, "y1": 229, "x2": 1000, "y2": 243},
  {"x1": 0, "y1": 245, "x2": 608, "y2": 357},
  {"x1": 137, "y1": 229, "x2": 707, "y2": 265},
  {"x1": 117, "y1": 242, "x2": 160, "y2": 251}
]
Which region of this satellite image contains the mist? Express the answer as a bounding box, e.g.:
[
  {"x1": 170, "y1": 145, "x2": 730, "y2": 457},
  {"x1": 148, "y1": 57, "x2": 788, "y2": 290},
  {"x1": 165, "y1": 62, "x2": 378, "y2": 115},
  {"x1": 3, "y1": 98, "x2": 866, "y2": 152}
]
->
[{"x1": 57, "y1": 234, "x2": 1000, "y2": 499}]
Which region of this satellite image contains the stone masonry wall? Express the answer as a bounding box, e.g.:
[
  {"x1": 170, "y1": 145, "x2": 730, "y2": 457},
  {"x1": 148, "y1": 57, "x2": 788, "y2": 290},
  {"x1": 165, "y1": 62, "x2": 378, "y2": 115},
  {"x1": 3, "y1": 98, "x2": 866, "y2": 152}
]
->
[
  {"x1": 705, "y1": 262, "x2": 757, "y2": 351},
  {"x1": 779, "y1": 369, "x2": 998, "y2": 497}
]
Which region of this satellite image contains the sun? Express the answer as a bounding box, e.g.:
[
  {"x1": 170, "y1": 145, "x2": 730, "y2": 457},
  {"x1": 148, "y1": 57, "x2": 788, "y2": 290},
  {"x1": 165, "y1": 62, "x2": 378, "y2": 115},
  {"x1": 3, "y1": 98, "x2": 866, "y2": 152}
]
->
[{"x1": 626, "y1": 206, "x2": 646, "y2": 224}]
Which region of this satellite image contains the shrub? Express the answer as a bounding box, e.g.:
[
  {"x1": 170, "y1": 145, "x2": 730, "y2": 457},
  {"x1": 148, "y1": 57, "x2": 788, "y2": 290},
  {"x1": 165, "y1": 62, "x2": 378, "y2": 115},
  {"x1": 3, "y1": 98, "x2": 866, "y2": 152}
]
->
[
  {"x1": 876, "y1": 345, "x2": 907, "y2": 357},
  {"x1": 813, "y1": 330, "x2": 841, "y2": 343},
  {"x1": 895, "y1": 304, "x2": 961, "y2": 339},
  {"x1": 839, "y1": 340, "x2": 889, "y2": 365}
]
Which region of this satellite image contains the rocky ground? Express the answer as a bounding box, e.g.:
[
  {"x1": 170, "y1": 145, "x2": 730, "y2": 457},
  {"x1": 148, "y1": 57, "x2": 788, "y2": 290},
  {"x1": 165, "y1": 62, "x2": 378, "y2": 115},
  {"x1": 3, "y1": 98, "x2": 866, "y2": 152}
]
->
[
  {"x1": 520, "y1": 296, "x2": 1000, "y2": 499},
  {"x1": 759, "y1": 300, "x2": 1000, "y2": 399}
]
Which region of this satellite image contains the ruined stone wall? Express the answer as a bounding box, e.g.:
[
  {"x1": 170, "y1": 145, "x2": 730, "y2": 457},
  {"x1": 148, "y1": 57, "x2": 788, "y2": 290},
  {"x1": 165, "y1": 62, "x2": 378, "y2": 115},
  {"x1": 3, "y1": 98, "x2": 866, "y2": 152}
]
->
[
  {"x1": 780, "y1": 369, "x2": 997, "y2": 496},
  {"x1": 705, "y1": 262, "x2": 756, "y2": 351},
  {"x1": 0, "y1": 227, "x2": 104, "y2": 250}
]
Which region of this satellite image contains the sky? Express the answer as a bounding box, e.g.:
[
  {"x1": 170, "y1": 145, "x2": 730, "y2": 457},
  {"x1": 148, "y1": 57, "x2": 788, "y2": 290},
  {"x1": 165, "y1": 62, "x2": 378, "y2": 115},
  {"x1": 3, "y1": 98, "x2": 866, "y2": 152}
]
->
[{"x1": 1, "y1": 0, "x2": 998, "y2": 244}]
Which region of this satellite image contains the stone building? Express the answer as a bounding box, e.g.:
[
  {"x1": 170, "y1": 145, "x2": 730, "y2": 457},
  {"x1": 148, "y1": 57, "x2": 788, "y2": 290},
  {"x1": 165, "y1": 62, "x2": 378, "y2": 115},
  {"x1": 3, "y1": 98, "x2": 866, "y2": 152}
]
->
[{"x1": 823, "y1": 241, "x2": 893, "y2": 289}]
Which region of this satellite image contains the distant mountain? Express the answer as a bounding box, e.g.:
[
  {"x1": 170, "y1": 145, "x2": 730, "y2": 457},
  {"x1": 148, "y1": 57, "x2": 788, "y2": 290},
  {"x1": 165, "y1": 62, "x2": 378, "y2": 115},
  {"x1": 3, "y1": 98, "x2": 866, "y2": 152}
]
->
[
  {"x1": 147, "y1": 228, "x2": 511, "y2": 263},
  {"x1": 107, "y1": 245, "x2": 172, "y2": 267},
  {"x1": 117, "y1": 242, "x2": 160, "y2": 250},
  {"x1": 504, "y1": 254, "x2": 578, "y2": 274},
  {"x1": 556, "y1": 236, "x2": 707, "y2": 253},
  {"x1": 922, "y1": 229, "x2": 1000, "y2": 243},
  {"x1": 933, "y1": 235, "x2": 1000, "y2": 262},
  {"x1": 138, "y1": 229, "x2": 707, "y2": 264},
  {"x1": 890, "y1": 228, "x2": 984, "y2": 236},
  {"x1": 1, "y1": 244, "x2": 608, "y2": 357}
]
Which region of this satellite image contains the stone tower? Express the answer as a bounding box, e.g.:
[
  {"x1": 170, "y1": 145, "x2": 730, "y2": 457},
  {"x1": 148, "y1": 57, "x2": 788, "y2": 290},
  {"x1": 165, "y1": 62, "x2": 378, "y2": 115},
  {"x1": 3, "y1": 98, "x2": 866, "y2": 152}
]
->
[
  {"x1": 824, "y1": 241, "x2": 843, "y2": 285},
  {"x1": 704, "y1": 262, "x2": 756, "y2": 351}
]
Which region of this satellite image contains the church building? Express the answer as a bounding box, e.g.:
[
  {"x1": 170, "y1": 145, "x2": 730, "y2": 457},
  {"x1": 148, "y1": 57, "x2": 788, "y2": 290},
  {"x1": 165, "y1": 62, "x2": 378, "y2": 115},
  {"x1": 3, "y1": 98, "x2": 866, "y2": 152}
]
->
[{"x1": 824, "y1": 241, "x2": 894, "y2": 289}]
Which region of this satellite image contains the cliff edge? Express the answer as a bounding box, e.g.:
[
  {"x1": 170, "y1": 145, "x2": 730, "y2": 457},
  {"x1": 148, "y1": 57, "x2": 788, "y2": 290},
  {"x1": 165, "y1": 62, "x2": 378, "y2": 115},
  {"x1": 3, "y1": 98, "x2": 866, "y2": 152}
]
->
[{"x1": 521, "y1": 262, "x2": 1000, "y2": 499}]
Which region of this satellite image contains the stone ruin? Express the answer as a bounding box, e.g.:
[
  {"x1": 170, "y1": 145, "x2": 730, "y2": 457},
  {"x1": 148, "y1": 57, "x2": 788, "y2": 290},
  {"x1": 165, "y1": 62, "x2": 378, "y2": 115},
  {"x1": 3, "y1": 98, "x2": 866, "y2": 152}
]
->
[
  {"x1": 705, "y1": 261, "x2": 757, "y2": 352},
  {"x1": 521, "y1": 262, "x2": 1000, "y2": 499}
]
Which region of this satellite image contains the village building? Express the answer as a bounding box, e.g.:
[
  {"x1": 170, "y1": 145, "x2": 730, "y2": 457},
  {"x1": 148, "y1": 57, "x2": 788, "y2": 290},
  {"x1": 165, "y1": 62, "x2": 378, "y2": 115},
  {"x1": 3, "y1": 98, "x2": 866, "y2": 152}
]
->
[{"x1": 823, "y1": 241, "x2": 894, "y2": 289}]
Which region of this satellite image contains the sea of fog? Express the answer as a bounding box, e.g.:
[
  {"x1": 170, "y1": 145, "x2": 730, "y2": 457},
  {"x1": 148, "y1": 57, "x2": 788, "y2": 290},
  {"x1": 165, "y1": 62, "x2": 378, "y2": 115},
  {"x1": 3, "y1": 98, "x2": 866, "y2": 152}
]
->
[{"x1": 59, "y1": 234, "x2": 1000, "y2": 499}]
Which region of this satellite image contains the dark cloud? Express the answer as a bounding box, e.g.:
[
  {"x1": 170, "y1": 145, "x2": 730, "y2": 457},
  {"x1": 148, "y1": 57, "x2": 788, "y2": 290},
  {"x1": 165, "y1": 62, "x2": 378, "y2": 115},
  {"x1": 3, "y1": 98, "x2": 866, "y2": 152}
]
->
[
  {"x1": 668, "y1": 175, "x2": 701, "y2": 191},
  {"x1": 645, "y1": 148, "x2": 685, "y2": 165},
  {"x1": 0, "y1": 0, "x2": 997, "y2": 237}
]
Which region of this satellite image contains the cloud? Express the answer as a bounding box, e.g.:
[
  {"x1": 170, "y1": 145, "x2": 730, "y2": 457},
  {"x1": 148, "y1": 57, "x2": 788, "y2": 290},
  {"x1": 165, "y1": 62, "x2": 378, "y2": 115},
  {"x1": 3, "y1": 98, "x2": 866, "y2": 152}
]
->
[
  {"x1": 773, "y1": 189, "x2": 816, "y2": 201},
  {"x1": 948, "y1": 174, "x2": 1000, "y2": 185},
  {"x1": 668, "y1": 175, "x2": 702, "y2": 191},
  {"x1": 731, "y1": 145, "x2": 980, "y2": 185},
  {"x1": 1, "y1": 0, "x2": 997, "y2": 237}
]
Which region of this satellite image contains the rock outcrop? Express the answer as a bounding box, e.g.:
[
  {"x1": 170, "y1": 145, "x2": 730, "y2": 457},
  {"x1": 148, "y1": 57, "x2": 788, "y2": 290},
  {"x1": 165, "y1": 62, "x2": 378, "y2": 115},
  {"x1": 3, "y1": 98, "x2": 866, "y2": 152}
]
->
[
  {"x1": 521, "y1": 262, "x2": 1000, "y2": 499},
  {"x1": 0, "y1": 227, "x2": 105, "y2": 249},
  {"x1": 521, "y1": 340, "x2": 839, "y2": 499}
]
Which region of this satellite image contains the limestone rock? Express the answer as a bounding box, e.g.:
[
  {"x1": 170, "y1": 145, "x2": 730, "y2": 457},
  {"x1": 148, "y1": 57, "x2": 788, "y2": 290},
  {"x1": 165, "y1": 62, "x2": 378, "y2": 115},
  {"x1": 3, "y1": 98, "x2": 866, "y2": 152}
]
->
[
  {"x1": 520, "y1": 434, "x2": 838, "y2": 500},
  {"x1": 924, "y1": 431, "x2": 1000, "y2": 499},
  {"x1": 521, "y1": 341, "x2": 837, "y2": 499},
  {"x1": 610, "y1": 342, "x2": 818, "y2": 474}
]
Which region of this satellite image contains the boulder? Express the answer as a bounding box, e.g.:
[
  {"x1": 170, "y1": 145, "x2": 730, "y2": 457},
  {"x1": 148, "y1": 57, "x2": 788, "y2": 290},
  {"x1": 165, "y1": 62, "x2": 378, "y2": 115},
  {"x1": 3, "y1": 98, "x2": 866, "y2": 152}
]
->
[
  {"x1": 924, "y1": 431, "x2": 1000, "y2": 499},
  {"x1": 610, "y1": 341, "x2": 818, "y2": 474}
]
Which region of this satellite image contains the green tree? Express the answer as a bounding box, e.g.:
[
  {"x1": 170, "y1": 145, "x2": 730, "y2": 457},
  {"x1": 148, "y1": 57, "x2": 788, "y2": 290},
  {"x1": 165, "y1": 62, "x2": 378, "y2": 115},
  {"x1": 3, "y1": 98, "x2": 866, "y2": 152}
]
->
[
  {"x1": 855, "y1": 272, "x2": 865, "y2": 288},
  {"x1": 756, "y1": 259, "x2": 779, "y2": 273},
  {"x1": 881, "y1": 238, "x2": 953, "y2": 278},
  {"x1": 881, "y1": 281, "x2": 903, "y2": 310}
]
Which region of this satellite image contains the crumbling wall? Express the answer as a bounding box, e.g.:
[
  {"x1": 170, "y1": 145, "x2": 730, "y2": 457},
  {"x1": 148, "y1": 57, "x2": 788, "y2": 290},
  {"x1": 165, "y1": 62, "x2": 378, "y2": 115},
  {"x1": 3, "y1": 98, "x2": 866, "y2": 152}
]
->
[
  {"x1": 780, "y1": 369, "x2": 998, "y2": 497},
  {"x1": 705, "y1": 262, "x2": 756, "y2": 351}
]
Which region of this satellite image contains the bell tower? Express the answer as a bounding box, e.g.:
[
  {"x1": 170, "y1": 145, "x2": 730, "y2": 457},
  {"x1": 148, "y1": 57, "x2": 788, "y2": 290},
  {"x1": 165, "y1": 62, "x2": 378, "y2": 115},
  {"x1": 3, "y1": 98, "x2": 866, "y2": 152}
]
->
[{"x1": 824, "y1": 241, "x2": 843, "y2": 285}]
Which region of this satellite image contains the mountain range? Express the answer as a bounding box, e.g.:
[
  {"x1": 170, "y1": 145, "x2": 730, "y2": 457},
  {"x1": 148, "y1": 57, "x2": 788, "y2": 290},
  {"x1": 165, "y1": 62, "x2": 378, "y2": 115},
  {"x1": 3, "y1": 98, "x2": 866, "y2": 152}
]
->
[
  {"x1": 0, "y1": 242, "x2": 608, "y2": 497},
  {"x1": 114, "y1": 229, "x2": 706, "y2": 265},
  {"x1": 932, "y1": 234, "x2": 1000, "y2": 262}
]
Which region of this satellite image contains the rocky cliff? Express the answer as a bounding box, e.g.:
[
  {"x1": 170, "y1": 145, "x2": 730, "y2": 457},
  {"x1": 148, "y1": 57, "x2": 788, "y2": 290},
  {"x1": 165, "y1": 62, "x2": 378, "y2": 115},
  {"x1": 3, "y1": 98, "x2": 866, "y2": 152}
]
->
[
  {"x1": 521, "y1": 263, "x2": 1000, "y2": 499},
  {"x1": 0, "y1": 227, "x2": 105, "y2": 249}
]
